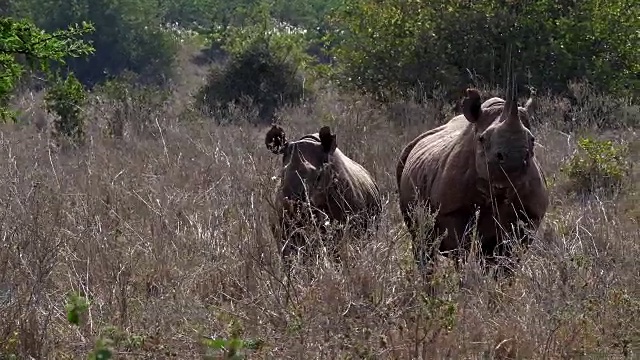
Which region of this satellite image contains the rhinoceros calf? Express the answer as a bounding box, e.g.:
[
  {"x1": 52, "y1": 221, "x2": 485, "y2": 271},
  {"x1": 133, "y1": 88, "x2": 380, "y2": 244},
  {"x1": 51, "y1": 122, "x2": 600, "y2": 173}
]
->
[
  {"x1": 396, "y1": 88, "x2": 549, "y2": 276},
  {"x1": 265, "y1": 124, "x2": 382, "y2": 266}
]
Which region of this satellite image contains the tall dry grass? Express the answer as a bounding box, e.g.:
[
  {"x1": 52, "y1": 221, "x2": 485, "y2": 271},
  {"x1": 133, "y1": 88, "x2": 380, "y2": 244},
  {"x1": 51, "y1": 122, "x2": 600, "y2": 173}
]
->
[{"x1": 0, "y1": 81, "x2": 638, "y2": 359}]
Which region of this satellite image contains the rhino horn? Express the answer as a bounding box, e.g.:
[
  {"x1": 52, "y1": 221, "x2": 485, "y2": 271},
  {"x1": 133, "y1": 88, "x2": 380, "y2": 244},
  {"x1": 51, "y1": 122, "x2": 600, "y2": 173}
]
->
[
  {"x1": 503, "y1": 96, "x2": 520, "y2": 127},
  {"x1": 502, "y1": 61, "x2": 521, "y2": 127}
]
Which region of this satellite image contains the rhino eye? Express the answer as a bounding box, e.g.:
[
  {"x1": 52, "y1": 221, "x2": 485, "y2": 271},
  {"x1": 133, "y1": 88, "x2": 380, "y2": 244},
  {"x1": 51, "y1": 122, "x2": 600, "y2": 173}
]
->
[{"x1": 478, "y1": 134, "x2": 485, "y2": 143}]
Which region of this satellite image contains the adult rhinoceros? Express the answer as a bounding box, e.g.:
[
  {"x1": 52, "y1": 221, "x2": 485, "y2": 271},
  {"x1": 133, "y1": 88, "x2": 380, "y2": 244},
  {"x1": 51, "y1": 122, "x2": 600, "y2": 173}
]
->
[{"x1": 396, "y1": 87, "x2": 549, "y2": 277}]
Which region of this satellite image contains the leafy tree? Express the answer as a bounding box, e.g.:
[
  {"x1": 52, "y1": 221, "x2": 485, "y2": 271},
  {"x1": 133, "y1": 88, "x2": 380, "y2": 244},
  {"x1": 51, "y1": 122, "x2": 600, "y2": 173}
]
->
[
  {"x1": 325, "y1": 0, "x2": 640, "y2": 101},
  {"x1": 16, "y1": 0, "x2": 178, "y2": 87},
  {"x1": 146, "y1": 0, "x2": 343, "y2": 33},
  {"x1": 0, "y1": 16, "x2": 94, "y2": 120},
  {"x1": 323, "y1": 0, "x2": 436, "y2": 101},
  {"x1": 563, "y1": 0, "x2": 639, "y2": 94}
]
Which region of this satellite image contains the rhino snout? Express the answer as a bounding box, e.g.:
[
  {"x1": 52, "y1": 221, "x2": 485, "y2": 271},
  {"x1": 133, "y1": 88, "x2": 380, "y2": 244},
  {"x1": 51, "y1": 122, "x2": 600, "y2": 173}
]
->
[
  {"x1": 496, "y1": 150, "x2": 529, "y2": 163},
  {"x1": 494, "y1": 149, "x2": 532, "y2": 175}
]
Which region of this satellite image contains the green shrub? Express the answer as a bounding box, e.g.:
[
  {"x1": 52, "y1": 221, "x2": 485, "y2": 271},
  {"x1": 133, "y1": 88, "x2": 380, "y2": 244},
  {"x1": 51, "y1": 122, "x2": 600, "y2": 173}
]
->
[
  {"x1": 562, "y1": 137, "x2": 632, "y2": 195},
  {"x1": 44, "y1": 73, "x2": 87, "y2": 145},
  {"x1": 196, "y1": 1, "x2": 311, "y2": 124},
  {"x1": 198, "y1": 40, "x2": 306, "y2": 123},
  {"x1": 65, "y1": 292, "x2": 115, "y2": 359}
]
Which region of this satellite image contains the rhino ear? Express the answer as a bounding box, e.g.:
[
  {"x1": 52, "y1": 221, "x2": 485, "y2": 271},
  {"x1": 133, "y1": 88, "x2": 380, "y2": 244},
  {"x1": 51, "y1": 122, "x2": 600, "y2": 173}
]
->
[
  {"x1": 524, "y1": 88, "x2": 537, "y2": 117},
  {"x1": 319, "y1": 126, "x2": 337, "y2": 153},
  {"x1": 265, "y1": 124, "x2": 287, "y2": 154},
  {"x1": 462, "y1": 88, "x2": 482, "y2": 123}
]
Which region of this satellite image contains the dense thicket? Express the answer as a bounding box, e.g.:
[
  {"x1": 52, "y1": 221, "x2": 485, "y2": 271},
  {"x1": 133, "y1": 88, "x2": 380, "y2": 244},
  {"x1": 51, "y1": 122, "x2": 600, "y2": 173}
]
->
[
  {"x1": 1, "y1": 0, "x2": 638, "y2": 118},
  {"x1": 325, "y1": 0, "x2": 640, "y2": 101}
]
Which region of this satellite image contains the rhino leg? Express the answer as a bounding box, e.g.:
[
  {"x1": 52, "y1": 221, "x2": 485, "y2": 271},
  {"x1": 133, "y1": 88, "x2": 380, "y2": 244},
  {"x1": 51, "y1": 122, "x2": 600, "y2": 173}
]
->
[
  {"x1": 280, "y1": 208, "x2": 348, "y2": 272},
  {"x1": 480, "y1": 233, "x2": 522, "y2": 279},
  {"x1": 278, "y1": 214, "x2": 316, "y2": 275},
  {"x1": 477, "y1": 205, "x2": 538, "y2": 278},
  {"x1": 400, "y1": 203, "x2": 432, "y2": 271},
  {"x1": 435, "y1": 211, "x2": 476, "y2": 265},
  {"x1": 407, "y1": 206, "x2": 472, "y2": 278},
  {"x1": 277, "y1": 220, "x2": 296, "y2": 276},
  {"x1": 498, "y1": 209, "x2": 543, "y2": 276},
  {"x1": 316, "y1": 219, "x2": 343, "y2": 265},
  {"x1": 475, "y1": 205, "x2": 512, "y2": 277},
  {"x1": 401, "y1": 209, "x2": 434, "y2": 277},
  {"x1": 322, "y1": 211, "x2": 379, "y2": 266}
]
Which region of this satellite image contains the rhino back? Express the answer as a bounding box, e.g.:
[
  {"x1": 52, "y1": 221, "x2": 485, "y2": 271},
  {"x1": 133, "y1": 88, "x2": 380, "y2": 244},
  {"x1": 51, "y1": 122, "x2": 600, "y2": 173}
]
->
[
  {"x1": 399, "y1": 115, "x2": 477, "y2": 215},
  {"x1": 329, "y1": 150, "x2": 381, "y2": 216}
]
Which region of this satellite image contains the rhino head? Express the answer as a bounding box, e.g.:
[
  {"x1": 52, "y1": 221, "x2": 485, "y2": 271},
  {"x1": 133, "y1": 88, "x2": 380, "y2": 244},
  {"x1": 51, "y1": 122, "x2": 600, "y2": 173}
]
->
[
  {"x1": 265, "y1": 124, "x2": 338, "y2": 209},
  {"x1": 462, "y1": 87, "x2": 537, "y2": 186}
]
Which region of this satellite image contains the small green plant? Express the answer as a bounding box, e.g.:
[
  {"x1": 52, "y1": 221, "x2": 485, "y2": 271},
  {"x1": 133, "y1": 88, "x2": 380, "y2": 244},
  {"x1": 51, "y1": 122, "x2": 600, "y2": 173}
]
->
[
  {"x1": 65, "y1": 292, "x2": 114, "y2": 359},
  {"x1": 202, "y1": 336, "x2": 264, "y2": 359},
  {"x1": 65, "y1": 292, "x2": 89, "y2": 325},
  {"x1": 100, "y1": 325, "x2": 146, "y2": 352},
  {"x1": 562, "y1": 137, "x2": 632, "y2": 195},
  {"x1": 0, "y1": 331, "x2": 20, "y2": 358},
  {"x1": 419, "y1": 293, "x2": 458, "y2": 331},
  {"x1": 87, "y1": 337, "x2": 114, "y2": 360},
  {"x1": 44, "y1": 73, "x2": 87, "y2": 145},
  {"x1": 202, "y1": 317, "x2": 264, "y2": 359}
]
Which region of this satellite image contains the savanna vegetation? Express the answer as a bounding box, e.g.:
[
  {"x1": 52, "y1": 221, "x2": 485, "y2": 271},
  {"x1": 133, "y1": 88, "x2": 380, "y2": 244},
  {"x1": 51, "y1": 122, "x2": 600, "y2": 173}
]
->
[{"x1": 0, "y1": 0, "x2": 639, "y2": 358}]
